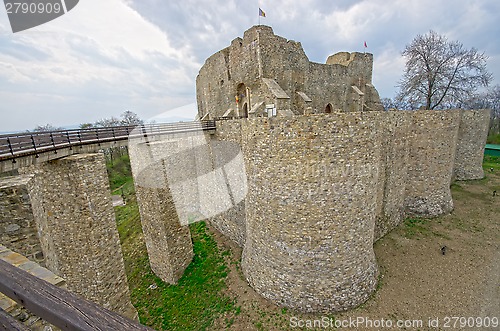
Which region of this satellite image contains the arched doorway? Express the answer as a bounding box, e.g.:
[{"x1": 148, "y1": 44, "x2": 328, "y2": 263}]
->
[
  {"x1": 324, "y1": 104, "x2": 333, "y2": 113},
  {"x1": 236, "y1": 83, "x2": 249, "y2": 118}
]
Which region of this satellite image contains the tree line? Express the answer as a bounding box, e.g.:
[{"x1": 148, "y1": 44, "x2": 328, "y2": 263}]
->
[{"x1": 31, "y1": 110, "x2": 144, "y2": 132}]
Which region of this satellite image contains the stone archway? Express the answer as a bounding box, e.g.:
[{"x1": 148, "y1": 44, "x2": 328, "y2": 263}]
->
[
  {"x1": 236, "y1": 83, "x2": 249, "y2": 118},
  {"x1": 324, "y1": 103, "x2": 333, "y2": 113}
]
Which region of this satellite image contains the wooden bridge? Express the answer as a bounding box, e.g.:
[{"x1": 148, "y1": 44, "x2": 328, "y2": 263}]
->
[{"x1": 0, "y1": 121, "x2": 216, "y2": 172}]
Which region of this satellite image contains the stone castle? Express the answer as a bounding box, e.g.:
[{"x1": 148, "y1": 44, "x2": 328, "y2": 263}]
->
[
  {"x1": 196, "y1": 25, "x2": 383, "y2": 119},
  {"x1": 0, "y1": 25, "x2": 491, "y2": 319},
  {"x1": 130, "y1": 26, "x2": 491, "y2": 313}
]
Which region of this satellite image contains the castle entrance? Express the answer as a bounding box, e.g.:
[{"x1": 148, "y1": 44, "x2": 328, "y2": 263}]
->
[{"x1": 236, "y1": 83, "x2": 249, "y2": 118}]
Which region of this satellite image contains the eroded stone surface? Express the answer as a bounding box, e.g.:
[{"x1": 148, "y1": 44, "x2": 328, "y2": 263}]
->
[{"x1": 18, "y1": 154, "x2": 137, "y2": 320}]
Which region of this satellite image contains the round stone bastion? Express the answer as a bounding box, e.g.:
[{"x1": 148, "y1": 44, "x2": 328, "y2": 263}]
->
[
  {"x1": 240, "y1": 113, "x2": 381, "y2": 313},
  {"x1": 405, "y1": 110, "x2": 461, "y2": 217}
]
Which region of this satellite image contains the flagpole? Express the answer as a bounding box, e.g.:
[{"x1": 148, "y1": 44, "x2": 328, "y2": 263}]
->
[{"x1": 258, "y1": 1, "x2": 260, "y2": 25}]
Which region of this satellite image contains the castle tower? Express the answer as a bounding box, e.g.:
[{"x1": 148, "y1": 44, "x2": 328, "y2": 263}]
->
[{"x1": 240, "y1": 114, "x2": 381, "y2": 312}]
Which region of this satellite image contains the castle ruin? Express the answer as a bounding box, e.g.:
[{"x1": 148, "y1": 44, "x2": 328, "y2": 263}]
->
[
  {"x1": 0, "y1": 25, "x2": 491, "y2": 318},
  {"x1": 129, "y1": 26, "x2": 490, "y2": 313},
  {"x1": 196, "y1": 25, "x2": 383, "y2": 119}
]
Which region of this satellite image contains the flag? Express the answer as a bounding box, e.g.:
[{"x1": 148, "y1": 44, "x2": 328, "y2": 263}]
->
[
  {"x1": 259, "y1": 8, "x2": 266, "y2": 17},
  {"x1": 364, "y1": 41, "x2": 368, "y2": 48}
]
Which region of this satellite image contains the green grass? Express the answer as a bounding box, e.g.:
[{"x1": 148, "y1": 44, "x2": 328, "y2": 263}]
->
[
  {"x1": 107, "y1": 149, "x2": 237, "y2": 331},
  {"x1": 486, "y1": 133, "x2": 500, "y2": 144},
  {"x1": 483, "y1": 155, "x2": 500, "y2": 171},
  {"x1": 403, "y1": 218, "x2": 430, "y2": 238},
  {"x1": 127, "y1": 222, "x2": 236, "y2": 331},
  {"x1": 106, "y1": 151, "x2": 134, "y2": 192},
  {"x1": 402, "y1": 218, "x2": 450, "y2": 239}
]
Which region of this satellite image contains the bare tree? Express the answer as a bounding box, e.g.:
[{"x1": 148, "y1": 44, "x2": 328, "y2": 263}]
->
[
  {"x1": 32, "y1": 124, "x2": 64, "y2": 132},
  {"x1": 380, "y1": 97, "x2": 417, "y2": 110},
  {"x1": 92, "y1": 111, "x2": 143, "y2": 128},
  {"x1": 396, "y1": 31, "x2": 492, "y2": 110},
  {"x1": 120, "y1": 110, "x2": 143, "y2": 126},
  {"x1": 79, "y1": 123, "x2": 94, "y2": 129},
  {"x1": 94, "y1": 116, "x2": 122, "y2": 127}
]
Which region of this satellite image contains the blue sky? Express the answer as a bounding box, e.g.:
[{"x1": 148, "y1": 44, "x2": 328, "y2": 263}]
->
[{"x1": 0, "y1": 0, "x2": 499, "y2": 132}]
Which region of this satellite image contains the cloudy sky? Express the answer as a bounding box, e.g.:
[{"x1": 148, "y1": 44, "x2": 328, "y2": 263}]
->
[{"x1": 0, "y1": 0, "x2": 499, "y2": 132}]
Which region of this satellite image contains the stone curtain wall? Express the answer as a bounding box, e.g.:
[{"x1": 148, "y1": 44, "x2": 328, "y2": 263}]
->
[
  {"x1": 19, "y1": 154, "x2": 137, "y2": 320},
  {"x1": 0, "y1": 175, "x2": 44, "y2": 266},
  {"x1": 208, "y1": 120, "x2": 247, "y2": 247},
  {"x1": 454, "y1": 109, "x2": 491, "y2": 180},
  {"x1": 374, "y1": 111, "x2": 412, "y2": 241},
  {"x1": 240, "y1": 114, "x2": 380, "y2": 313},
  {"x1": 132, "y1": 161, "x2": 194, "y2": 284}
]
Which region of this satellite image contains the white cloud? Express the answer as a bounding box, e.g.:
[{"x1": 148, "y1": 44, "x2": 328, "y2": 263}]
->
[{"x1": 0, "y1": 0, "x2": 499, "y2": 131}]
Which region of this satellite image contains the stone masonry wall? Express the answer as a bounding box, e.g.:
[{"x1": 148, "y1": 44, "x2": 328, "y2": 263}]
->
[
  {"x1": 128, "y1": 132, "x2": 212, "y2": 284},
  {"x1": 374, "y1": 111, "x2": 412, "y2": 240},
  {"x1": 208, "y1": 109, "x2": 487, "y2": 312},
  {"x1": 240, "y1": 114, "x2": 380, "y2": 313},
  {"x1": 208, "y1": 120, "x2": 247, "y2": 247},
  {"x1": 196, "y1": 25, "x2": 383, "y2": 119},
  {"x1": 0, "y1": 175, "x2": 44, "y2": 266},
  {"x1": 405, "y1": 110, "x2": 461, "y2": 217},
  {"x1": 19, "y1": 153, "x2": 137, "y2": 320},
  {"x1": 454, "y1": 109, "x2": 491, "y2": 180}
]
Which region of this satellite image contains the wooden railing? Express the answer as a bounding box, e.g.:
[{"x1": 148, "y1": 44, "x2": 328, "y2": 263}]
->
[
  {"x1": 0, "y1": 259, "x2": 153, "y2": 331},
  {"x1": 0, "y1": 121, "x2": 216, "y2": 162}
]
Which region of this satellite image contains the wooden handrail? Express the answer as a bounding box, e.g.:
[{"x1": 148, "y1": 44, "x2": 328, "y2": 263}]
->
[
  {"x1": 0, "y1": 259, "x2": 153, "y2": 331},
  {"x1": 0, "y1": 121, "x2": 216, "y2": 162}
]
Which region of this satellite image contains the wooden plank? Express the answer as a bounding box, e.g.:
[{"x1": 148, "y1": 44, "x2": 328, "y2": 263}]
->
[
  {"x1": 0, "y1": 259, "x2": 153, "y2": 331},
  {"x1": 0, "y1": 308, "x2": 31, "y2": 331}
]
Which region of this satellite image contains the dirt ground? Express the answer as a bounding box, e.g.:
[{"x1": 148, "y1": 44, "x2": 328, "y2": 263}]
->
[{"x1": 208, "y1": 171, "x2": 500, "y2": 331}]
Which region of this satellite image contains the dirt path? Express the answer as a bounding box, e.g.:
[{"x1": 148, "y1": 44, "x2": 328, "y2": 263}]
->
[{"x1": 208, "y1": 171, "x2": 500, "y2": 330}]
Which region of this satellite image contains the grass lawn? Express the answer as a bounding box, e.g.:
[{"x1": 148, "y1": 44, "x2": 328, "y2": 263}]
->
[{"x1": 108, "y1": 151, "x2": 237, "y2": 331}]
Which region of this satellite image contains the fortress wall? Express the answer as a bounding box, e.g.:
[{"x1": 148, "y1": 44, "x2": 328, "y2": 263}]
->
[
  {"x1": 196, "y1": 49, "x2": 233, "y2": 118},
  {"x1": 197, "y1": 31, "x2": 264, "y2": 118},
  {"x1": 405, "y1": 110, "x2": 461, "y2": 217},
  {"x1": 207, "y1": 120, "x2": 247, "y2": 247},
  {"x1": 454, "y1": 109, "x2": 491, "y2": 180},
  {"x1": 18, "y1": 154, "x2": 137, "y2": 320},
  {"x1": 256, "y1": 27, "x2": 309, "y2": 111},
  {"x1": 0, "y1": 175, "x2": 44, "y2": 266},
  {"x1": 308, "y1": 63, "x2": 351, "y2": 112},
  {"x1": 240, "y1": 113, "x2": 380, "y2": 312},
  {"x1": 374, "y1": 111, "x2": 412, "y2": 241}
]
